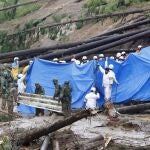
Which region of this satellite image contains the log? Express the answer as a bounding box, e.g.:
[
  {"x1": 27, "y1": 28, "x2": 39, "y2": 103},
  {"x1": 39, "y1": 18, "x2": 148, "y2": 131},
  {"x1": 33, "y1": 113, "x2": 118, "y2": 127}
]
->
[
  {"x1": 118, "y1": 103, "x2": 150, "y2": 114},
  {"x1": 63, "y1": 29, "x2": 150, "y2": 60},
  {"x1": 17, "y1": 28, "x2": 149, "y2": 65},
  {"x1": 40, "y1": 136, "x2": 52, "y2": 150},
  {"x1": 97, "y1": 19, "x2": 150, "y2": 37},
  {"x1": 15, "y1": 110, "x2": 91, "y2": 145}
]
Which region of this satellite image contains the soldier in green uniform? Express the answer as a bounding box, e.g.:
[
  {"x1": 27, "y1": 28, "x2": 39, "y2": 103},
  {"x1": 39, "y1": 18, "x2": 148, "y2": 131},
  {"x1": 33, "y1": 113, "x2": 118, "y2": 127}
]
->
[
  {"x1": 0, "y1": 64, "x2": 13, "y2": 111},
  {"x1": 35, "y1": 83, "x2": 45, "y2": 116},
  {"x1": 60, "y1": 81, "x2": 72, "y2": 118},
  {"x1": 53, "y1": 79, "x2": 61, "y2": 100}
]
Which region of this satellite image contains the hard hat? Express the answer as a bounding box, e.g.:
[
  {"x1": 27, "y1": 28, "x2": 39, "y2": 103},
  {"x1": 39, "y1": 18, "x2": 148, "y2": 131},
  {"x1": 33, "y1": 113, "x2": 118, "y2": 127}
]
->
[
  {"x1": 59, "y1": 60, "x2": 66, "y2": 63},
  {"x1": 29, "y1": 60, "x2": 33, "y2": 64},
  {"x1": 14, "y1": 57, "x2": 19, "y2": 61},
  {"x1": 109, "y1": 64, "x2": 114, "y2": 70},
  {"x1": 82, "y1": 56, "x2": 87, "y2": 60},
  {"x1": 71, "y1": 58, "x2": 76, "y2": 62},
  {"x1": 110, "y1": 56, "x2": 114, "y2": 59},
  {"x1": 99, "y1": 54, "x2": 104, "y2": 58},
  {"x1": 75, "y1": 60, "x2": 80, "y2": 65},
  {"x1": 93, "y1": 56, "x2": 98, "y2": 60},
  {"x1": 116, "y1": 52, "x2": 121, "y2": 58},
  {"x1": 121, "y1": 51, "x2": 126, "y2": 55},
  {"x1": 17, "y1": 74, "x2": 23, "y2": 78},
  {"x1": 53, "y1": 58, "x2": 58, "y2": 62},
  {"x1": 91, "y1": 87, "x2": 96, "y2": 92},
  {"x1": 138, "y1": 45, "x2": 142, "y2": 49},
  {"x1": 119, "y1": 56, "x2": 124, "y2": 60}
]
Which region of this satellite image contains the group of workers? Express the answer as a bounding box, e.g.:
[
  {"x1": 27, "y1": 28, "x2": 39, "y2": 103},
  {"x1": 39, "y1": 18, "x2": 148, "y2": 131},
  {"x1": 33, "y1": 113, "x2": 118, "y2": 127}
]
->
[{"x1": 0, "y1": 45, "x2": 143, "y2": 119}]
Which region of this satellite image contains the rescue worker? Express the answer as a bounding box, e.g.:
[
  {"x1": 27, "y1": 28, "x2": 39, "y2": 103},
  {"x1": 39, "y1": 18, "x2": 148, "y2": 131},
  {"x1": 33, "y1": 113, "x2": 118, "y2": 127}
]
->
[
  {"x1": 71, "y1": 58, "x2": 80, "y2": 65},
  {"x1": 53, "y1": 58, "x2": 59, "y2": 63},
  {"x1": 59, "y1": 81, "x2": 72, "y2": 118},
  {"x1": 115, "y1": 52, "x2": 121, "y2": 63},
  {"x1": 22, "y1": 60, "x2": 33, "y2": 74},
  {"x1": 93, "y1": 56, "x2": 98, "y2": 61},
  {"x1": 99, "y1": 57, "x2": 119, "y2": 103},
  {"x1": 118, "y1": 56, "x2": 124, "y2": 63},
  {"x1": 11, "y1": 57, "x2": 19, "y2": 80},
  {"x1": 53, "y1": 79, "x2": 61, "y2": 100},
  {"x1": 81, "y1": 56, "x2": 89, "y2": 64},
  {"x1": 0, "y1": 65, "x2": 13, "y2": 111},
  {"x1": 9, "y1": 83, "x2": 18, "y2": 116},
  {"x1": 99, "y1": 54, "x2": 105, "y2": 60},
  {"x1": 17, "y1": 74, "x2": 26, "y2": 94},
  {"x1": 84, "y1": 87, "x2": 100, "y2": 110},
  {"x1": 136, "y1": 45, "x2": 143, "y2": 54},
  {"x1": 99, "y1": 59, "x2": 119, "y2": 120},
  {"x1": 35, "y1": 83, "x2": 45, "y2": 116}
]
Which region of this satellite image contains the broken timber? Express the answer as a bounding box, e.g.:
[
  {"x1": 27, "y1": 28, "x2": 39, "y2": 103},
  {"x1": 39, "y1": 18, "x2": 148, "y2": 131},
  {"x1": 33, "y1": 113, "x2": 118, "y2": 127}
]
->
[
  {"x1": 118, "y1": 102, "x2": 150, "y2": 114},
  {"x1": 15, "y1": 110, "x2": 92, "y2": 145},
  {"x1": 18, "y1": 93, "x2": 62, "y2": 113}
]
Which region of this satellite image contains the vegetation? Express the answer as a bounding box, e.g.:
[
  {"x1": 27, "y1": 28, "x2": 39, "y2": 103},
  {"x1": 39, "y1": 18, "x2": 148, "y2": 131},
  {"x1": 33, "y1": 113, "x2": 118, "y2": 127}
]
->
[
  {"x1": 84, "y1": 0, "x2": 150, "y2": 15},
  {"x1": 0, "y1": 0, "x2": 42, "y2": 23},
  {"x1": 52, "y1": 14, "x2": 67, "y2": 23}
]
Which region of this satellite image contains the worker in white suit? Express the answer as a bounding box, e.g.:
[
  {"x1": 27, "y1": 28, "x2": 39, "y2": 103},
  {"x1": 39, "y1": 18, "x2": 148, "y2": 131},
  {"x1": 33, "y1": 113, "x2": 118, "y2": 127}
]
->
[
  {"x1": 17, "y1": 73, "x2": 26, "y2": 94},
  {"x1": 84, "y1": 87, "x2": 100, "y2": 110},
  {"x1": 99, "y1": 57, "x2": 119, "y2": 102}
]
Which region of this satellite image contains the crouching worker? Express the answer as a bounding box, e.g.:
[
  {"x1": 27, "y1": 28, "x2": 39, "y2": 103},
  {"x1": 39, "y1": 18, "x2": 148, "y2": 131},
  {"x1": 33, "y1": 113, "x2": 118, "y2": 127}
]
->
[
  {"x1": 35, "y1": 83, "x2": 45, "y2": 116},
  {"x1": 84, "y1": 87, "x2": 100, "y2": 114}
]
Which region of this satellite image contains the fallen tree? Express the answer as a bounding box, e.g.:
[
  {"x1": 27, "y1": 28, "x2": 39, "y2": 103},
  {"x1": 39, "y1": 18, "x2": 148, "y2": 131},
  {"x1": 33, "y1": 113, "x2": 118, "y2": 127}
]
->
[
  {"x1": 63, "y1": 29, "x2": 150, "y2": 60},
  {"x1": 15, "y1": 110, "x2": 92, "y2": 145},
  {"x1": 118, "y1": 102, "x2": 150, "y2": 114}
]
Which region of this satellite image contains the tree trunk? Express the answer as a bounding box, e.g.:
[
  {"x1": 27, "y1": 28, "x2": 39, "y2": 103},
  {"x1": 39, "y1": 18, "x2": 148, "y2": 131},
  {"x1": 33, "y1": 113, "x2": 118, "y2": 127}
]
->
[
  {"x1": 118, "y1": 103, "x2": 150, "y2": 114},
  {"x1": 15, "y1": 110, "x2": 91, "y2": 145}
]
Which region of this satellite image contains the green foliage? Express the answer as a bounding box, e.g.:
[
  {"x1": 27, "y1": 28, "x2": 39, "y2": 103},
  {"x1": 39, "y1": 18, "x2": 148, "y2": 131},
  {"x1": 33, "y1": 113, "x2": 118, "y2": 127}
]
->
[
  {"x1": 52, "y1": 14, "x2": 67, "y2": 23},
  {"x1": 84, "y1": 0, "x2": 150, "y2": 15},
  {"x1": 0, "y1": 115, "x2": 10, "y2": 122},
  {"x1": 76, "y1": 14, "x2": 84, "y2": 30},
  {"x1": 0, "y1": 136, "x2": 12, "y2": 150}
]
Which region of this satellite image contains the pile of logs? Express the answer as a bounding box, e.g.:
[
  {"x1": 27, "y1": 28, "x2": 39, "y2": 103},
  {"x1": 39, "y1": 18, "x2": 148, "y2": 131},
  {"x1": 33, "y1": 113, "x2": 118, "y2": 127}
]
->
[{"x1": 1, "y1": 12, "x2": 150, "y2": 66}]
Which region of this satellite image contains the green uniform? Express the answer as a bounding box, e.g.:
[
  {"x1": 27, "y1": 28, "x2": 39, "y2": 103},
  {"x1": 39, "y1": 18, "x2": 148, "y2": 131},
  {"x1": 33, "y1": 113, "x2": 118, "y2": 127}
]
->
[
  {"x1": 60, "y1": 82, "x2": 72, "y2": 118},
  {"x1": 35, "y1": 83, "x2": 45, "y2": 116}
]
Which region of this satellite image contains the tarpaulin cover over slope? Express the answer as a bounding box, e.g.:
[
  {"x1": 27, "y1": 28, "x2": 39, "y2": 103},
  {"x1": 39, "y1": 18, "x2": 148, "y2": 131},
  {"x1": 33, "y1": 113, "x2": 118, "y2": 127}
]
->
[{"x1": 18, "y1": 46, "x2": 150, "y2": 114}]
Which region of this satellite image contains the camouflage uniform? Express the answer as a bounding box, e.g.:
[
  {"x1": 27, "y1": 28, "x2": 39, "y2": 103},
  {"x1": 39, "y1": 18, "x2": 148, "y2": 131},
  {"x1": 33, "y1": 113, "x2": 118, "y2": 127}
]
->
[
  {"x1": 0, "y1": 67, "x2": 13, "y2": 111},
  {"x1": 60, "y1": 81, "x2": 72, "y2": 118},
  {"x1": 53, "y1": 79, "x2": 61, "y2": 100},
  {"x1": 35, "y1": 83, "x2": 45, "y2": 116}
]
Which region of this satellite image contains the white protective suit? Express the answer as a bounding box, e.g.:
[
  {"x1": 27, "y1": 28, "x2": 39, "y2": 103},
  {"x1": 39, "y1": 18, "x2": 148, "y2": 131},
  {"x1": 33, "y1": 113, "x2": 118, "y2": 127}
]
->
[
  {"x1": 17, "y1": 74, "x2": 26, "y2": 93},
  {"x1": 99, "y1": 60, "x2": 118, "y2": 101},
  {"x1": 85, "y1": 91, "x2": 100, "y2": 109}
]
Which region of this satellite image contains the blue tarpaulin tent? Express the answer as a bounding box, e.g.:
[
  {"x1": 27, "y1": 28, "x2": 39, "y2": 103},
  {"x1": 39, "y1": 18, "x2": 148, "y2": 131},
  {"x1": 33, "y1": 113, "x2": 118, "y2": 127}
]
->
[{"x1": 18, "y1": 46, "x2": 150, "y2": 114}]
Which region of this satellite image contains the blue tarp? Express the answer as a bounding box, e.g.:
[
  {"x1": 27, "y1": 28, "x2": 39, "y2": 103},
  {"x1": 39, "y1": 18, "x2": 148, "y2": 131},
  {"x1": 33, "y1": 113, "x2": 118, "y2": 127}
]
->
[{"x1": 18, "y1": 46, "x2": 150, "y2": 114}]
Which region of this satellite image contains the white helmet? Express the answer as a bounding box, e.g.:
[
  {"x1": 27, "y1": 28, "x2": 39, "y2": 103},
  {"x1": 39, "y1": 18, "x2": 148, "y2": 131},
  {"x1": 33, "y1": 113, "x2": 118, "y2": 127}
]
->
[
  {"x1": 110, "y1": 56, "x2": 114, "y2": 60},
  {"x1": 71, "y1": 58, "x2": 76, "y2": 62},
  {"x1": 82, "y1": 56, "x2": 87, "y2": 60},
  {"x1": 91, "y1": 87, "x2": 96, "y2": 92},
  {"x1": 14, "y1": 57, "x2": 19, "y2": 61},
  {"x1": 75, "y1": 60, "x2": 80, "y2": 65},
  {"x1": 121, "y1": 51, "x2": 126, "y2": 55},
  {"x1": 119, "y1": 56, "x2": 124, "y2": 60},
  {"x1": 59, "y1": 60, "x2": 66, "y2": 63},
  {"x1": 29, "y1": 60, "x2": 33, "y2": 65},
  {"x1": 93, "y1": 56, "x2": 98, "y2": 60},
  {"x1": 109, "y1": 64, "x2": 114, "y2": 70},
  {"x1": 138, "y1": 45, "x2": 142, "y2": 49},
  {"x1": 17, "y1": 73, "x2": 23, "y2": 79},
  {"x1": 99, "y1": 54, "x2": 104, "y2": 58},
  {"x1": 53, "y1": 58, "x2": 58, "y2": 62},
  {"x1": 116, "y1": 52, "x2": 121, "y2": 58}
]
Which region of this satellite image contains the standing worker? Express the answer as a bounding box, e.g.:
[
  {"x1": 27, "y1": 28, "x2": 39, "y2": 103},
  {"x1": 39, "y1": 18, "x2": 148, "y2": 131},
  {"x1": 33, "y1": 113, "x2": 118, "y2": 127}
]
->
[
  {"x1": 60, "y1": 81, "x2": 72, "y2": 118},
  {"x1": 0, "y1": 65, "x2": 13, "y2": 111},
  {"x1": 35, "y1": 83, "x2": 45, "y2": 116},
  {"x1": 11, "y1": 57, "x2": 19, "y2": 80}
]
